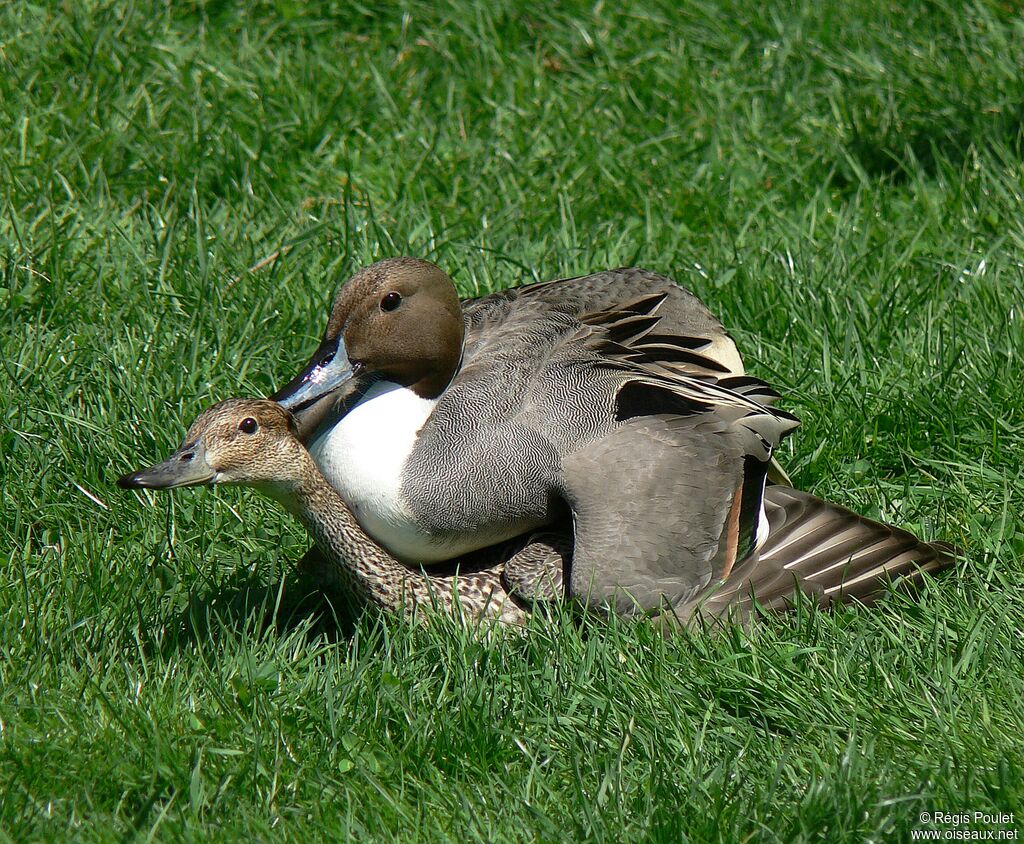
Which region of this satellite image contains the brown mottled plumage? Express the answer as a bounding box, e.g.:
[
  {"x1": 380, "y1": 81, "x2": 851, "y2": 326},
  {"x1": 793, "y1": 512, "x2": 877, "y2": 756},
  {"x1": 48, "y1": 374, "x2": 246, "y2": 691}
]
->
[{"x1": 118, "y1": 399, "x2": 567, "y2": 625}]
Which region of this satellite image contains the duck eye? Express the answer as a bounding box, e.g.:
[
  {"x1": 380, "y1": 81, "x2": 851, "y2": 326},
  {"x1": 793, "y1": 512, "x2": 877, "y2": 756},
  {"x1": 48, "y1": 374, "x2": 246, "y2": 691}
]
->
[
  {"x1": 319, "y1": 351, "x2": 335, "y2": 368},
  {"x1": 239, "y1": 417, "x2": 259, "y2": 435},
  {"x1": 380, "y1": 291, "x2": 402, "y2": 312}
]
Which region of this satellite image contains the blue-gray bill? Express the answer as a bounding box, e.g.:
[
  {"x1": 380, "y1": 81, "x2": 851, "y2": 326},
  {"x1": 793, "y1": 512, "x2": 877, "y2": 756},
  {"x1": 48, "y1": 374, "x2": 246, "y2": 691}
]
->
[
  {"x1": 117, "y1": 441, "x2": 215, "y2": 490},
  {"x1": 271, "y1": 338, "x2": 356, "y2": 414},
  {"x1": 271, "y1": 338, "x2": 360, "y2": 442}
]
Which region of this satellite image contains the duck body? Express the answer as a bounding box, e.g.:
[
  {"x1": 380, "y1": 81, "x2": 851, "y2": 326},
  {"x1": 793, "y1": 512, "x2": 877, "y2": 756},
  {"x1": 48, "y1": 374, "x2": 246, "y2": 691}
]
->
[
  {"x1": 118, "y1": 399, "x2": 557, "y2": 626},
  {"x1": 287, "y1": 266, "x2": 760, "y2": 560},
  {"x1": 301, "y1": 266, "x2": 752, "y2": 566},
  {"x1": 397, "y1": 268, "x2": 746, "y2": 553},
  {"x1": 274, "y1": 260, "x2": 804, "y2": 614},
  {"x1": 272, "y1": 258, "x2": 955, "y2": 617}
]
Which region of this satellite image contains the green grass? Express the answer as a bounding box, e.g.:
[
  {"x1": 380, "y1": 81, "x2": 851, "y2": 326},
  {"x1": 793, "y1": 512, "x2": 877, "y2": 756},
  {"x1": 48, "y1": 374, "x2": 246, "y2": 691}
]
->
[{"x1": 2, "y1": 0, "x2": 1023, "y2": 840}]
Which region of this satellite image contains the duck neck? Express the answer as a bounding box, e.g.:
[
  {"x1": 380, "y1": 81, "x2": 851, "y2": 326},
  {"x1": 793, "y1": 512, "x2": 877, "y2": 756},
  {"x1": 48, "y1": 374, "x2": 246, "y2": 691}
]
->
[{"x1": 268, "y1": 452, "x2": 428, "y2": 611}]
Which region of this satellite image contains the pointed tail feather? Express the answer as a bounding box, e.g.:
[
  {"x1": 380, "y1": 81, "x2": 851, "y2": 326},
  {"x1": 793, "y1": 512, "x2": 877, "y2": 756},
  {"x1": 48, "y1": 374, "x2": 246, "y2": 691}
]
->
[{"x1": 681, "y1": 486, "x2": 957, "y2": 623}]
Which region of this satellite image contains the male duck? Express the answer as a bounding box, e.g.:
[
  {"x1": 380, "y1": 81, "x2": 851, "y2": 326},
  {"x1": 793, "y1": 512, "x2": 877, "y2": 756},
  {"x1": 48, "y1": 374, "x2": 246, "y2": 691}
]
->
[{"x1": 271, "y1": 258, "x2": 955, "y2": 616}]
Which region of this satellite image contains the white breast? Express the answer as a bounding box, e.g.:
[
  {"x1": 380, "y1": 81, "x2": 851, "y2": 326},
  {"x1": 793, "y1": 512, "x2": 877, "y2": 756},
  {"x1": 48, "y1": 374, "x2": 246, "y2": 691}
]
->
[{"x1": 308, "y1": 380, "x2": 442, "y2": 561}]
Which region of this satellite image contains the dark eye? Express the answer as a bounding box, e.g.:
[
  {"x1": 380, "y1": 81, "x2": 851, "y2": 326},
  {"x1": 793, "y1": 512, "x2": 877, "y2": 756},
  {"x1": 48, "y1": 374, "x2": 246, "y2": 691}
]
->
[
  {"x1": 239, "y1": 417, "x2": 259, "y2": 435},
  {"x1": 380, "y1": 291, "x2": 402, "y2": 312},
  {"x1": 319, "y1": 352, "x2": 335, "y2": 367}
]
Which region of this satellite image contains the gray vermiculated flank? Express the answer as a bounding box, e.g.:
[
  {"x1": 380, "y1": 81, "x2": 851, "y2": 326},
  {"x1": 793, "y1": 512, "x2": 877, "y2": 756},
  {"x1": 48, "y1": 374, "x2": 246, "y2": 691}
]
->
[{"x1": 398, "y1": 266, "x2": 796, "y2": 612}]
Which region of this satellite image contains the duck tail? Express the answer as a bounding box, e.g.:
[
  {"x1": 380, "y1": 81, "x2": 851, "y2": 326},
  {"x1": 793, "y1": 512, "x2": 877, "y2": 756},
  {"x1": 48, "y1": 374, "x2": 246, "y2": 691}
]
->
[{"x1": 688, "y1": 486, "x2": 958, "y2": 623}]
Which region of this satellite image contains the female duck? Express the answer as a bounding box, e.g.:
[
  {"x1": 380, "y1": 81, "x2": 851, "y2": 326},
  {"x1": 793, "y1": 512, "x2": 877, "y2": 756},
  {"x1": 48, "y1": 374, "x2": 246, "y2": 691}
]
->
[{"x1": 118, "y1": 399, "x2": 565, "y2": 625}]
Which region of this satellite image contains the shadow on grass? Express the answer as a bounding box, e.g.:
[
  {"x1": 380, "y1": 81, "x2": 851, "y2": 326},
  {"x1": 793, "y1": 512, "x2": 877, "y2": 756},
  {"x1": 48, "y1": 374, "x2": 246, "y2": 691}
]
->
[{"x1": 152, "y1": 547, "x2": 363, "y2": 658}]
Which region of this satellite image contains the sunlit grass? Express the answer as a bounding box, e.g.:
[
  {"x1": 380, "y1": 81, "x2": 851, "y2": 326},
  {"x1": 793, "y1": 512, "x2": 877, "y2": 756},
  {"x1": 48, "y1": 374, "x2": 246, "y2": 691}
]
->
[{"x1": 2, "y1": 1, "x2": 1022, "y2": 840}]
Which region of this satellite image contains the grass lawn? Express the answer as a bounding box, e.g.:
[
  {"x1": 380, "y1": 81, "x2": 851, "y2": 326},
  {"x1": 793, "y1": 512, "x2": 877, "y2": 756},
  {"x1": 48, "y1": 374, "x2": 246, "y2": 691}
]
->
[{"x1": 3, "y1": 0, "x2": 1023, "y2": 840}]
